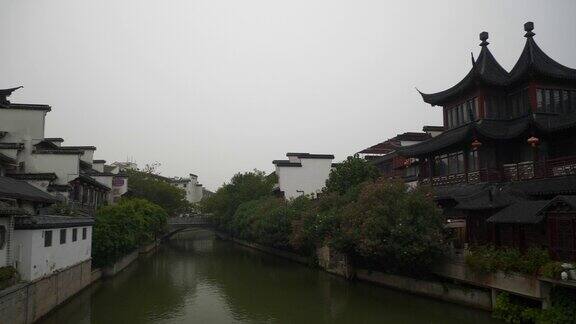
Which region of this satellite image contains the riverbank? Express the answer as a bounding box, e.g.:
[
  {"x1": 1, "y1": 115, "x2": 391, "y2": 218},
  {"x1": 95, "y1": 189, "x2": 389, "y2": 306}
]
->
[
  {"x1": 0, "y1": 240, "x2": 161, "y2": 324},
  {"x1": 213, "y1": 230, "x2": 563, "y2": 313},
  {"x1": 38, "y1": 230, "x2": 500, "y2": 324}
]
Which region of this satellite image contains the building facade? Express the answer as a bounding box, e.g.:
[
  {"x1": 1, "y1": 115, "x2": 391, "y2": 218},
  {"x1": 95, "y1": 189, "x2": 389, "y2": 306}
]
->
[
  {"x1": 273, "y1": 152, "x2": 334, "y2": 199},
  {"x1": 398, "y1": 22, "x2": 576, "y2": 260}
]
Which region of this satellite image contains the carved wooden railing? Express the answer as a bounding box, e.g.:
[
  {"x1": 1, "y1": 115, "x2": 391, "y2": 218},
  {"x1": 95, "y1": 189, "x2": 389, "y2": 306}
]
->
[{"x1": 421, "y1": 156, "x2": 576, "y2": 186}]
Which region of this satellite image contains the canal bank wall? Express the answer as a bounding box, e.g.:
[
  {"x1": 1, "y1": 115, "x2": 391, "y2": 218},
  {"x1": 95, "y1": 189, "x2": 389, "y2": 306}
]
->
[
  {"x1": 0, "y1": 259, "x2": 92, "y2": 324},
  {"x1": 0, "y1": 240, "x2": 161, "y2": 324},
  {"x1": 214, "y1": 231, "x2": 555, "y2": 312}
]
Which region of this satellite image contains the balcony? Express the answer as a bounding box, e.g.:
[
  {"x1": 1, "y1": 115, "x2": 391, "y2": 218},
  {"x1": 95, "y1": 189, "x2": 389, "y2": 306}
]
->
[{"x1": 421, "y1": 155, "x2": 576, "y2": 187}]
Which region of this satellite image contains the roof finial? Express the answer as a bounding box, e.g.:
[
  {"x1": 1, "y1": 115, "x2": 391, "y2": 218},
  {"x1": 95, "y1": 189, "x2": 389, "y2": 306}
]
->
[
  {"x1": 479, "y1": 31, "x2": 489, "y2": 46},
  {"x1": 524, "y1": 21, "x2": 535, "y2": 38}
]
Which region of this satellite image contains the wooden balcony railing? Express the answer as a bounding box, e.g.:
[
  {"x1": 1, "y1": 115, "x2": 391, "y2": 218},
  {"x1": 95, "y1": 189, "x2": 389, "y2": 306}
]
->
[{"x1": 421, "y1": 155, "x2": 576, "y2": 187}]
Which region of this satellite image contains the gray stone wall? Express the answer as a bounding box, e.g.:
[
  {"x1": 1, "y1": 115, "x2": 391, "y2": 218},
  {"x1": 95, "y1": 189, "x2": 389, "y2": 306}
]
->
[{"x1": 0, "y1": 259, "x2": 91, "y2": 324}]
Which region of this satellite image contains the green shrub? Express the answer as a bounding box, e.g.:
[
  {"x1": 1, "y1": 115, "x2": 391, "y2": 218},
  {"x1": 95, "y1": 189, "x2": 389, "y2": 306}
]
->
[
  {"x1": 466, "y1": 246, "x2": 551, "y2": 276},
  {"x1": 0, "y1": 266, "x2": 16, "y2": 290},
  {"x1": 329, "y1": 179, "x2": 445, "y2": 274},
  {"x1": 92, "y1": 198, "x2": 167, "y2": 268},
  {"x1": 493, "y1": 289, "x2": 576, "y2": 324},
  {"x1": 540, "y1": 261, "x2": 564, "y2": 279}
]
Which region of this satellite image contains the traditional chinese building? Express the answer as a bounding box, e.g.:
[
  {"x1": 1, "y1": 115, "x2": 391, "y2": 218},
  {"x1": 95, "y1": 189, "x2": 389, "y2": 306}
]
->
[
  {"x1": 358, "y1": 132, "x2": 434, "y2": 187},
  {"x1": 399, "y1": 22, "x2": 576, "y2": 260}
]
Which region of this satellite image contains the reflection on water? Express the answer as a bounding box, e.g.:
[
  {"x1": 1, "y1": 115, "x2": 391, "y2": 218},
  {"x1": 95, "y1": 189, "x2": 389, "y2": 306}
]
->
[{"x1": 40, "y1": 230, "x2": 501, "y2": 324}]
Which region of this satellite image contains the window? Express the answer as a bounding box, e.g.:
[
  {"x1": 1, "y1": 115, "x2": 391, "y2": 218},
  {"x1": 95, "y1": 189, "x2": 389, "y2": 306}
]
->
[
  {"x1": 537, "y1": 89, "x2": 544, "y2": 111},
  {"x1": 72, "y1": 228, "x2": 78, "y2": 242},
  {"x1": 468, "y1": 150, "x2": 480, "y2": 172},
  {"x1": 434, "y1": 152, "x2": 465, "y2": 176},
  {"x1": 0, "y1": 226, "x2": 6, "y2": 250},
  {"x1": 446, "y1": 97, "x2": 478, "y2": 129},
  {"x1": 537, "y1": 88, "x2": 576, "y2": 114},
  {"x1": 60, "y1": 229, "x2": 66, "y2": 244},
  {"x1": 82, "y1": 228, "x2": 87, "y2": 240},
  {"x1": 563, "y1": 90, "x2": 571, "y2": 113},
  {"x1": 44, "y1": 230, "x2": 53, "y2": 247}
]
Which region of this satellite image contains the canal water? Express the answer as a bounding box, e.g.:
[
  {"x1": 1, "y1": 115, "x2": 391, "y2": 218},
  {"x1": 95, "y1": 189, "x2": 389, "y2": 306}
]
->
[{"x1": 40, "y1": 230, "x2": 501, "y2": 324}]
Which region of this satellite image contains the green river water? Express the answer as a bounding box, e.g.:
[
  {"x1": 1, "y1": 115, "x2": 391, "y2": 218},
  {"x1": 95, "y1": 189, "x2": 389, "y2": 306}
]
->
[{"x1": 39, "y1": 230, "x2": 501, "y2": 324}]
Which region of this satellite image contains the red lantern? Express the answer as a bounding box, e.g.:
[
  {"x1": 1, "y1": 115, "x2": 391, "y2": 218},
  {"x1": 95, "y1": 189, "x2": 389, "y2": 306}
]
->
[
  {"x1": 527, "y1": 136, "x2": 540, "y2": 147},
  {"x1": 403, "y1": 158, "x2": 412, "y2": 167},
  {"x1": 471, "y1": 139, "x2": 482, "y2": 150}
]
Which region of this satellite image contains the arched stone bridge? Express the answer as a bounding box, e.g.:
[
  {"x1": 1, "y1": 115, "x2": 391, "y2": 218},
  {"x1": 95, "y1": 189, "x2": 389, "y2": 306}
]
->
[{"x1": 165, "y1": 215, "x2": 212, "y2": 237}]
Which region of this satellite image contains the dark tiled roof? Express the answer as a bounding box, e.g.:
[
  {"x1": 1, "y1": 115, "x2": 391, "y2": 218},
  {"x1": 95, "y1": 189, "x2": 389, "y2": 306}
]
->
[
  {"x1": 358, "y1": 140, "x2": 399, "y2": 155},
  {"x1": 0, "y1": 202, "x2": 29, "y2": 216},
  {"x1": 395, "y1": 132, "x2": 432, "y2": 142},
  {"x1": 92, "y1": 159, "x2": 106, "y2": 164},
  {"x1": 44, "y1": 137, "x2": 64, "y2": 143},
  {"x1": 455, "y1": 187, "x2": 526, "y2": 210},
  {"x1": 508, "y1": 175, "x2": 576, "y2": 196},
  {"x1": 419, "y1": 34, "x2": 510, "y2": 106},
  {"x1": 398, "y1": 123, "x2": 471, "y2": 157},
  {"x1": 422, "y1": 125, "x2": 445, "y2": 132},
  {"x1": 399, "y1": 114, "x2": 576, "y2": 157},
  {"x1": 486, "y1": 200, "x2": 549, "y2": 224},
  {"x1": 60, "y1": 146, "x2": 97, "y2": 151},
  {"x1": 0, "y1": 176, "x2": 59, "y2": 203},
  {"x1": 0, "y1": 143, "x2": 24, "y2": 150},
  {"x1": 14, "y1": 215, "x2": 94, "y2": 230},
  {"x1": 509, "y1": 23, "x2": 576, "y2": 84},
  {"x1": 285, "y1": 153, "x2": 334, "y2": 159},
  {"x1": 71, "y1": 175, "x2": 111, "y2": 191},
  {"x1": 7, "y1": 173, "x2": 57, "y2": 181},
  {"x1": 0, "y1": 152, "x2": 16, "y2": 165},
  {"x1": 3, "y1": 103, "x2": 51, "y2": 111},
  {"x1": 272, "y1": 160, "x2": 302, "y2": 167},
  {"x1": 33, "y1": 149, "x2": 83, "y2": 155}
]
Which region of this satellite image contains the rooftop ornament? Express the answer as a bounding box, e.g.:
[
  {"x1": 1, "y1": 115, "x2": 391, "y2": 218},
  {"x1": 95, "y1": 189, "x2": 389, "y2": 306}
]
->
[
  {"x1": 524, "y1": 21, "x2": 535, "y2": 38},
  {"x1": 479, "y1": 31, "x2": 489, "y2": 47}
]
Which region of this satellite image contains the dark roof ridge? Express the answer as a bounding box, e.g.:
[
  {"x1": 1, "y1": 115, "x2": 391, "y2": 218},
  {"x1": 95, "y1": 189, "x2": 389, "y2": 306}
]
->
[{"x1": 509, "y1": 22, "x2": 576, "y2": 83}]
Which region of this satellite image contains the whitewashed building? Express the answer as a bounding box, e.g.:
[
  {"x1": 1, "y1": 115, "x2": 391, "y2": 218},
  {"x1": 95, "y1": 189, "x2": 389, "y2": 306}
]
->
[
  {"x1": 12, "y1": 215, "x2": 93, "y2": 281},
  {"x1": 273, "y1": 152, "x2": 334, "y2": 199},
  {"x1": 0, "y1": 87, "x2": 128, "y2": 212},
  {"x1": 171, "y1": 173, "x2": 204, "y2": 204}
]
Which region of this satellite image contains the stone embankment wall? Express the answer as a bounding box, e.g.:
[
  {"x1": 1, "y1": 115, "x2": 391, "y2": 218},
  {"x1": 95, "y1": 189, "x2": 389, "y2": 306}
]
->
[
  {"x1": 0, "y1": 240, "x2": 161, "y2": 324},
  {"x1": 214, "y1": 232, "x2": 310, "y2": 265},
  {"x1": 0, "y1": 260, "x2": 91, "y2": 324}
]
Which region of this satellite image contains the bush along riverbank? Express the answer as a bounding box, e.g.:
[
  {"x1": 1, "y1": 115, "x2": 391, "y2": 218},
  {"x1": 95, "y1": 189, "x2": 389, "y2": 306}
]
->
[
  {"x1": 202, "y1": 156, "x2": 576, "y2": 323},
  {"x1": 92, "y1": 198, "x2": 168, "y2": 269}
]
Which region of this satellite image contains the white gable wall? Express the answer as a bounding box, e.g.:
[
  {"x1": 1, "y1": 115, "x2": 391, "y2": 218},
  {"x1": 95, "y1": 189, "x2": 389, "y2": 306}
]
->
[
  {"x1": 0, "y1": 109, "x2": 46, "y2": 144},
  {"x1": 26, "y1": 154, "x2": 80, "y2": 185},
  {"x1": 13, "y1": 226, "x2": 92, "y2": 281},
  {"x1": 276, "y1": 157, "x2": 333, "y2": 199}
]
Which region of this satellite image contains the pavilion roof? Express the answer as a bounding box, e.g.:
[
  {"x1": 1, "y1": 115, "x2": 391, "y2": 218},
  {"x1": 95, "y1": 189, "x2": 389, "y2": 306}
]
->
[
  {"x1": 509, "y1": 22, "x2": 576, "y2": 84},
  {"x1": 419, "y1": 32, "x2": 510, "y2": 106}
]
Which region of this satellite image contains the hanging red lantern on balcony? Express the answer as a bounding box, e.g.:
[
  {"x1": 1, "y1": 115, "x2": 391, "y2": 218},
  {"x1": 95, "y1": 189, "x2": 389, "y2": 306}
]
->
[
  {"x1": 527, "y1": 136, "x2": 540, "y2": 147},
  {"x1": 471, "y1": 139, "x2": 482, "y2": 150},
  {"x1": 403, "y1": 158, "x2": 412, "y2": 167}
]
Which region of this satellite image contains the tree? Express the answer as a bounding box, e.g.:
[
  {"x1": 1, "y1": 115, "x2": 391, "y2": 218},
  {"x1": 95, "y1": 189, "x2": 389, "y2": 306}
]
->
[
  {"x1": 125, "y1": 169, "x2": 190, "y2": 216},
  {"x1": 325, "y1": 154, "x2": 379, "y2": 194},
  {"x1": 202, "y1": 170, "x2": 276, "y2": 230},
  {"x1": 333, "y1": 179, "x2": 445, "y2": 274},
  {"x1": 92, "y1": 198, "x2": 167, "y2": 267}
]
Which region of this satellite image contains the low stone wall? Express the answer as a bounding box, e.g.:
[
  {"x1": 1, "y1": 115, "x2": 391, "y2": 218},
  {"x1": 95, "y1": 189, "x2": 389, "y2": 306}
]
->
[
  {"x1": 0, "y1": 259, "x2": 92, "y2": 324},
  {"x1": 102, "y1": 250, "x2": 139, "y2": 278},
  {"x1": 90, "y1": 269, "x2": 102, "y2": 284},
  {"x1": 215, "y1": 232, "x2": 310, "y2": 265},
  {"x1": 356, "y1": 269, "x2": 493, "y2": 310},
  {"x1": 433, "y1": 261, "x2": 546, "y2": 300},
  {"x1": 139, "y1": 241, "x2": 159, "y2": 254}
]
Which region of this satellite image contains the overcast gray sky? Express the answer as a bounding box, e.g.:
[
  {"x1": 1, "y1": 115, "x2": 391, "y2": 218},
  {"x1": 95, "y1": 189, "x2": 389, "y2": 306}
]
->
[{"x1": 2, "y1": 0, "x2": 576, "y2": 190}]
